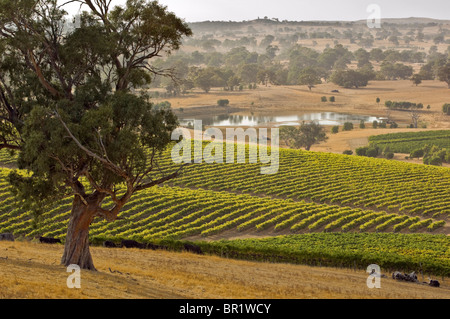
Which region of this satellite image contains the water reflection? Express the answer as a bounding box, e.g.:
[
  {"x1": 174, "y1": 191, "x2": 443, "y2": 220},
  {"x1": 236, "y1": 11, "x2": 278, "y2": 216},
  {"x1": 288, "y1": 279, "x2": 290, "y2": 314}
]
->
[{"x1": 181, "y1": 112, "x2": 381, "y2": 127}]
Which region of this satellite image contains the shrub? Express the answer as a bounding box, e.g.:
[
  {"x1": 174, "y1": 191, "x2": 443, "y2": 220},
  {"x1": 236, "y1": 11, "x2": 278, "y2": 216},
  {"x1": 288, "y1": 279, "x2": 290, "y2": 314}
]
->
[
  {"x1": 379, "y1": 122, "x2": 387, "y2": 128},
  {"x1": 428, "y1": 156, "x2": 443, "y2": 166},
  {"x1": 366, "y1": 147, "x2": 379, "y2": 158},
  {"x1": 217, "y1": 99, "x2": 230, "y2": 107},
  {"x1": 342, "y1": 122, "x2": 354, "y2": 131},
  {"x1": 356, "y1": 147, "x2": 368, "y2": 156},
  {"x1": 321, "y1": 96, "x2": 327, "y2": 102},
  {"x1": 385, "y1": 152, "x2": 394, "y2": 159},
  {"x1": 329, "y1": 96, "x2": 335, "y2": 102},
  {"x1": 359, "y1": 120, "x2": 365, "y2": 129},
  {"x1": 331, "y1": 126, "x2": 339, "y2": 134},
  {"x1": 443, "y1": 104, "x2": 450, "y2": 115},
  {"x1": 372, "y1": 120, "x2": 378, "y2": 129},
  {"x1": 390, "y1": 122, "x2": 398, "y2": 128},
  {"x1": 343, "y1": 150, "x2": 353, "y2": 155},
  {"x1": 410, "y1": 149, "x2": 424, "y2": 159}
]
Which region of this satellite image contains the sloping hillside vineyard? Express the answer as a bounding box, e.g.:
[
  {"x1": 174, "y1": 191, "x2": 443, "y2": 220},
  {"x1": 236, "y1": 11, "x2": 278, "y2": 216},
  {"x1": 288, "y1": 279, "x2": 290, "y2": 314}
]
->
[
  {"x1": 1, "y1": 142, "x2": 448, "y2": 255},
  {"x1": 368, "y1": 130, "x2": 450, "y2": 153}
]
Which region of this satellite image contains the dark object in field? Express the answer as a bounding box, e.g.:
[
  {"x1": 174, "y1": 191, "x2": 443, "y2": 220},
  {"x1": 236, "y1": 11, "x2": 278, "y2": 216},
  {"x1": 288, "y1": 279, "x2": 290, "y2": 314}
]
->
[
  {"x1": 0, "y1": 233, "x2": 14, "y2": 242},
  {"x1": 429, "y1": 280, "x2": 440, "y2": 288},
  {"x1": 121, "y1": 239, "x2": 146, "y2": 249},
  {"x1": 392, "y1": 271, "x2": 418, "y2": 282},
  {"x1": 39, "y1": 236, "x2": 61, "y2": 244},
  {"x1": 103, "y1": 241, "x2": 117, "y2": 248},
  {"x1": 183, "y1": 243, "x2": 203, "y2": 255},
  {"x1": 331, "y1": 90, "x2": 340, "y2": 93},
  {"x1": 146, "y1": 243, "x2": 162, "y2": 250}
]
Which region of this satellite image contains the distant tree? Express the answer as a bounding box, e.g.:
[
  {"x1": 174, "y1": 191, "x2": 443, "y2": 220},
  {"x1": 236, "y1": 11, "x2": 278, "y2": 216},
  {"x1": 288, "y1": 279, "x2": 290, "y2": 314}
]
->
[
  {"x1": 360, "y1": 120, "x2": 366, "y2": 129},
  {"x1": 265, "y1": 45, "x2": 280, "y2": 60},
  {"x1": 298, "y1": 68, "x2": 322, "y2": 91},
  {"x1": 279, "y1": 122, "x2": 328, "y2": 151},
  {"x1": 388, "y1": 35, "x2": 399, "y2": 46},
  {"x1": 330, "y1": 70, "x2": 369, "y2": 88},
  {"x1": 329, "y1": 96, "x2": 335, "y2": 102},
  {"x1": 217, "y1": 99, "x2": 230, "y2": 107},
  {"x1": 331, "y1": 126, "x2": 339, "y2": 134},
  {"x1": 443, "y1": 104, "x2": 450, "y2": 115},
  {"x1": 321, "y1": 96, "x2": 328, "y2": 102},
  {"x1": 411, "y1": 74, "x2": 422, "y2": 86},
  {"x1": 433, "y1": 35, "x2": 445, "y2": 45},
  {"x1": 342, "y1": 122, "x2": 354, "y2": 131},
  {"x1": 437, "y1": 63, "x2": 450, "y2": 89},
  {"x1": 376, "y1": 97, "x2": 381, "y2": 105}
]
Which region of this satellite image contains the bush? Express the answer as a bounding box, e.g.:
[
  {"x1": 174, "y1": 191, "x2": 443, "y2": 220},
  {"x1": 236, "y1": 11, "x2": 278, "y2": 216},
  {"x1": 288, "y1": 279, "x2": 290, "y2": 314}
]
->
[
  {"x1": 428, "y1": 156, "x2": 443, "y2": 166},
  {"x1": 410, "y1": 149, "x2": 424, "y2": 159},
  {"x1": 217, "y1": 99, "x2": 230, "y2": 107},
  {"x1": 379, "y1": 122, "x2": 387, "y2": 128},
  {"x1": 343, "y1": 150, "x2": 353, "y2": 155},
  {"x1": 359, "y1": 120, "x2": 365, "y2": 129},
  {"x1": 372, "y1": 120, "x2": 378, "y2": 129},
  {"x1": 356, "y1": 147, "x2": 368, "y2": 156},
  {"x1": 329, "y1": 96, "x2": 335, "y2": 102},
  {"x1": 390, "y1": 122, "x2": 398, "y2": 128},
  {"x1": 385, "y1": 152, "x2": 394, "y2": 159},
  {"x1": 342, "y1": 122, "x2": 354, "y2": 131},
  {"x1": 366, "y1": 147, "x2": 379, "y2": 158},
  {"x1": 321, "y1": 96, "x2": 327, "y2": 102},
  {"x1": 331, "y1": 126, "x2": 339, "y2": 134},
  {"x1": 443, "y1": 104, "x2": 450, "y2": 115}
]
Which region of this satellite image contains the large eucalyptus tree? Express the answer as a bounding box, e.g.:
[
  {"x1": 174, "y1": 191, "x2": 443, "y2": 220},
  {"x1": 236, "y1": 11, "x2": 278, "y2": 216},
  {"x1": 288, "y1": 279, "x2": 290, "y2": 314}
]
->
[{"x1": 0, "y1": 0, "x2": 192, "y2": 270}]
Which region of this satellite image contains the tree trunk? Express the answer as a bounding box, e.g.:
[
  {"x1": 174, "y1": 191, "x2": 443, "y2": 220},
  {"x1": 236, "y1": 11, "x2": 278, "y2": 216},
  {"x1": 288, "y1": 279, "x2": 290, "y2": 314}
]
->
[{"x1": 61, "y1": 196, "x2": 99, "y2": 271}]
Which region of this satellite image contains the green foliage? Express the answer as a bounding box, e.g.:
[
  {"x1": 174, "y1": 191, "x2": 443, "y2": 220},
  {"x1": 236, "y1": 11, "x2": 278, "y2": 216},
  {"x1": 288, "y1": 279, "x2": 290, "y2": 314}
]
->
[
  {"x1": 372, "y1": 120, "x2": 378, "y2": 129},
  {"x1": 342, "y1": 122, "x2": 354, "y2": 131},
  {"x1": 330, "y1": 69, "x2": 369, "y2": 88},
  {"x1": 331, "y1": 126, "x2": 339, "y2": 134},
  {"x1": 385, "y1": 101, "x2": 424, "y2": 110},
  {"x1": 410, "y1": 149, "x2": 425, "y2": 159},
  {"x1": 342, "y1": 150, "x2": 353, "y2": 155},
  {"x1": 368, "y1": 130, "x2": 450, "y2": 153},
  {"x1": 329, "y1": 96, "x2": 335, "y2": 102},
  {"x1": 359, "y1": 120, "x2": 366, "y2": 129},
  {"x1": 217, "y1": 99, "x2": 230, "y2": 107},
  {"x1": 0, "y1": 0, "x2": 191, "y2": 221},
  {"x1": 280, "y1": 122, "x2": 328, "y2": 151},
  {"x1": 321, "y1": 96, "x2": 327, "y2": 102},
  {"x1": 443, "y1": 104, "x2": 450, "y2": 115},
  {"x1": 355, "y1": 147, "x2": 368, "y2": 156}
]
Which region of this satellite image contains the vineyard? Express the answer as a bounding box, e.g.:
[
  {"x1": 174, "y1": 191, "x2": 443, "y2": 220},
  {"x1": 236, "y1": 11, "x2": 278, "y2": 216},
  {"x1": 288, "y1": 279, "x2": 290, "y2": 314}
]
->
[
  {"x1": 0, "y1": 141, "x2": 449, "y2": 275},
  {"x1": 368, "y1": 130, "x2": 450, "y2": 153},
  {"x1": 194, "y1": 233, "x2": 450, "y2": 276}
]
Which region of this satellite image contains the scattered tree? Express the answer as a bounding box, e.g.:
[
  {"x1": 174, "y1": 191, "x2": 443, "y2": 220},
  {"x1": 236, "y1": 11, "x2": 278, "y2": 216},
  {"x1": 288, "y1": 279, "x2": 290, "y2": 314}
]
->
[{"x1": 279, "y1": 122, "x2": 328, "y2": 151}]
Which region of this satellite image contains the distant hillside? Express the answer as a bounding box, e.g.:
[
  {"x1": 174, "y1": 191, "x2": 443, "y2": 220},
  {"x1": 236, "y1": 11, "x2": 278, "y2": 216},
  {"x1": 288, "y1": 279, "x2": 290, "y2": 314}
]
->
[{"x1": 188, "y1": 17, "x2": 450, "y2": 31}]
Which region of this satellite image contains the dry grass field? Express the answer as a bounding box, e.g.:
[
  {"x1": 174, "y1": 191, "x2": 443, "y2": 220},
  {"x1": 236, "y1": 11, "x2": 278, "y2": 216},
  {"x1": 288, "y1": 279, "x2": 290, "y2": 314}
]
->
[{"x1": 0, "y1": 241, "x2": 448, "y2": 299}]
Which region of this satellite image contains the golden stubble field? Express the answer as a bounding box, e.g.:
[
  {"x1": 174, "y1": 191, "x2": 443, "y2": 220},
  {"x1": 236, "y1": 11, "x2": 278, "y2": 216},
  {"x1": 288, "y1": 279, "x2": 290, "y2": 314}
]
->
[{"x1": 0, "y1": 241, "x2": 448, "y2": 299}]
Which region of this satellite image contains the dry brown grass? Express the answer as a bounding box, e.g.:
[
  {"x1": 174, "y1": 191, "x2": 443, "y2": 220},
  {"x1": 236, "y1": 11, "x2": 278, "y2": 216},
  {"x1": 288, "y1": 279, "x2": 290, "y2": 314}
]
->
[{"x1": 1, "y1": 241, "x2": 449, "y2": 299}]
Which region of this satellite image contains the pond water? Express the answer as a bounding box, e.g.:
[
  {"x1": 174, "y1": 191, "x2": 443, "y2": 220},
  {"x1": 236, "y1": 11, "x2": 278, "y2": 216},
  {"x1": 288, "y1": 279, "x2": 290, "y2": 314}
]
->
[{"x1": 181, "y1": 112, "x2": 382, "y2": 127}]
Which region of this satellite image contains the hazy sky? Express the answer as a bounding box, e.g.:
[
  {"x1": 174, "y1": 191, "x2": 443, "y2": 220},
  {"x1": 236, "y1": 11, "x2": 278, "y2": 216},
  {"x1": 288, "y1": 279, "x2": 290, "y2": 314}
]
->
[{"x1": 61, "y1": 0, "x2": 450, "y2": 22}]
